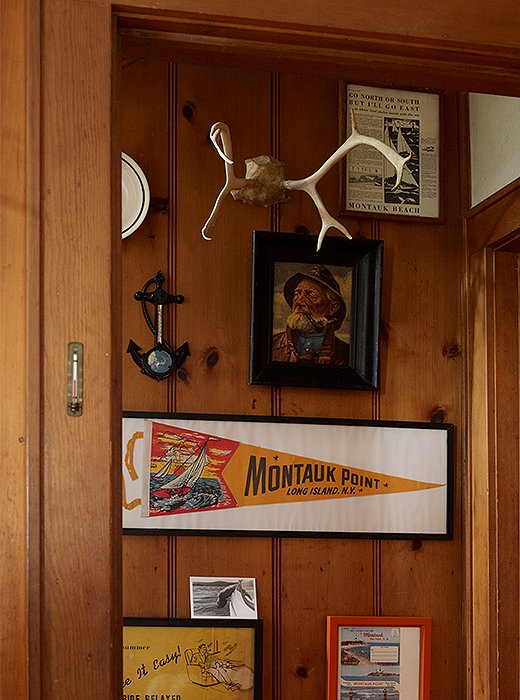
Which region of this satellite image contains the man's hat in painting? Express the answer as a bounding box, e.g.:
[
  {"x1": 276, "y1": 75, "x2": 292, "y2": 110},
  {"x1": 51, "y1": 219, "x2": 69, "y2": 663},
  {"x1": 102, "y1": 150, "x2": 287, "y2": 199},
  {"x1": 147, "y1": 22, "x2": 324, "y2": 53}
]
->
[{"x1": 283, "y1": 264, "x2": 347, "y2": 330}]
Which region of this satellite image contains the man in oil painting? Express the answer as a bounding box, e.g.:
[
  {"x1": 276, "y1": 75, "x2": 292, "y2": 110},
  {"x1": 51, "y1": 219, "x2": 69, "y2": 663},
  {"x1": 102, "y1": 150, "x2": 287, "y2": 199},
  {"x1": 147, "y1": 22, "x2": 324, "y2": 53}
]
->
[{"x1": 272, "y1": 264, "x2": 349, "y2": 365}]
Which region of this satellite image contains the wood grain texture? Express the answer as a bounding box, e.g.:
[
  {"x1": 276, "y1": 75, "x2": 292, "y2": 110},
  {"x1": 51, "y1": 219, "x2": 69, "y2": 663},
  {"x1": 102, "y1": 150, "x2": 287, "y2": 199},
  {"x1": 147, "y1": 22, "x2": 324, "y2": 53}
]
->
[
  {"x1": 276, "y1": 71, "x2": 375, "y2": 421},
  {"x1": 377, "y1": 90, "x2": 464, "y2": 700},
  {"x1": 112, "y1": 1, "x2": 520, "y2": 52},
  {"x1": 0, "y1": 1, "x2": 30, "y2": 697},
  {"x1": 171, "y1": 60, "x2": 276, "y2": 696},
  {"x1": 123, "y1": 536, "x2": 171, "y2": 616},
  {"x1": 121, "y1": 56, "x2": 172, "y2": 613},
  {"x1": 175, "y1": 536, "x2": 275, "y2": 692},
  {"x1": 466, "y1": 248, "x2": 493, "y2": 699},
  {"x1": 121, "y1": 56, "x2": 171, "y2": 412},
  {"x1": 174, "y1": 61, "x2": 273, "y2": 415},
  {"x1": 466, "y1": 220, "x2": 520, "y2": 699},
  {"x1": 118, "y1": 31, "x2": 520, "y2": 98},
  {"x1": 280, "y1": 538, "x2": 375, "y2": 698},
  {"x1": 6, "y1": 0, "x2": 520, "y2": 697},
  {"x1": 466, "y1": 183, "x2": 520, "y2": 256},
  {"x1": 41, "y1": 1, "x2": 121, "y2": 698},
  {"x1": 493, "y1": 252, "x2": 519, "y2": 699},
  {"x1": 274, "y1": 72, "x2": 376, "y2": 699}
]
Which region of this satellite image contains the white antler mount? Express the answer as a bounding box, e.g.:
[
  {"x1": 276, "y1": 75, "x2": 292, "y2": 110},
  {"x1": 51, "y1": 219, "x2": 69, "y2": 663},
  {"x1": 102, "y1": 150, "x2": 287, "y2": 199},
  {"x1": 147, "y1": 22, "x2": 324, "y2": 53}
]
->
[{"x1": 202, "y1": 112, "x2": 411, "y2": 251}]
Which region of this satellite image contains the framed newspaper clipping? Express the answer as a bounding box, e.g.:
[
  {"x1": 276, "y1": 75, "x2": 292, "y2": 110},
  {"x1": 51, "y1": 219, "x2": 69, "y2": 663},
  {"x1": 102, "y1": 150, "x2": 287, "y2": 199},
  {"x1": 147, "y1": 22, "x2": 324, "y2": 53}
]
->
[
  {"x1": 326, "y1": 615, "x2": 432, "y2": 700},
  {"x1": 340, "y1": 83, "x2": 441, "y2": 221}
]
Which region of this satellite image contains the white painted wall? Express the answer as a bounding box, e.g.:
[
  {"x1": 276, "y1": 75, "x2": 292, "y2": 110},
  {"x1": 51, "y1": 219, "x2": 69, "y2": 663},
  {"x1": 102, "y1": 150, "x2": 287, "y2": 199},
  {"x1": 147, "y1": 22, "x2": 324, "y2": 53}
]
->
[{"x1": 469, "y1": 93, "x2": 520, "y2": 207}]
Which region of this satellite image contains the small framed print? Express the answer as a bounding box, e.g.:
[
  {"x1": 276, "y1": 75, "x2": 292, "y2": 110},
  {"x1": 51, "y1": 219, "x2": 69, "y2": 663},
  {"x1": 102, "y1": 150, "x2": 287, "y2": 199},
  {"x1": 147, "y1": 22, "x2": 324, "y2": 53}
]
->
[
  {"x1": 327, "y1": 616, "x2": 432, "y2": 700},
  {"x1": 340, "y1": 83, "x2": 441, "y2": 221},
  {"x1": 249, "y1": 230, "x2": 383, "y2": 391},
  {"x1": 190, "y1": 577, "x2": 258, "y2": 619},
  {"x1": 123, "y1": 618, "x2": 262, "y2": 700}
]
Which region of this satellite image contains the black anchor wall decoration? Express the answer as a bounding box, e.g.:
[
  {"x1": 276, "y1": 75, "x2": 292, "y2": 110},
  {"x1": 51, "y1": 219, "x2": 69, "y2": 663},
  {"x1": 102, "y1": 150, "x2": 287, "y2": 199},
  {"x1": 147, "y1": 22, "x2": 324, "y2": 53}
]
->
[{"x1": 127, "y1": 271, "x2": 190, "y2": 381}]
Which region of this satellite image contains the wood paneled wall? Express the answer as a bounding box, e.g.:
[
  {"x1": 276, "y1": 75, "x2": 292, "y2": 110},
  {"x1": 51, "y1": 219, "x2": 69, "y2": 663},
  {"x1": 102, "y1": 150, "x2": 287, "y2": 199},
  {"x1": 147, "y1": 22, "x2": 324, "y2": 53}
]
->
[
  {"x1": 121, "y1": 50, "x2": 464, "y2": 698},
  {"x1": 6, "y1": 1, "x2": 520, "y2": 698}
]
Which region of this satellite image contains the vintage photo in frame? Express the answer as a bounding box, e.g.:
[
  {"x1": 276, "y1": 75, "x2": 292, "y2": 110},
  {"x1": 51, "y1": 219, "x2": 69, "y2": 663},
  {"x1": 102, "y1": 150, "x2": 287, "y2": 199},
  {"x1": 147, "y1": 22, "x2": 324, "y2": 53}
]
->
[
  {"x1": 190, "y1": 577, "x2": 258, "y2": 619},
  {"x1": 326, "y1": 615, "x2": 432, "y2": 700},
  {"x1": 123, "y1": 617, "x2": 262, "y2": 700},
  {"x1": 249, "y1": 230, "x2": 383, "y2": 390},
  {"x1": 340, "y1": 83, "x2": 441, "y2": 221},
  {"x1": 122, "y1": 412, "x2": 454, "y2": 539}
]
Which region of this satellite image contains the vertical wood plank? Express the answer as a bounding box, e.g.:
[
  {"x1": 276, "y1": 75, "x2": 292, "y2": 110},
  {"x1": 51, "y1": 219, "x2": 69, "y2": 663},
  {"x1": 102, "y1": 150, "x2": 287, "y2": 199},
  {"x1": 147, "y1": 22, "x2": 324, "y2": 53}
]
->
[
  {"x1": 493, "y1": 251, "x2": 519, "y2": 699},
  {"x1": 123, "y1": 536, "x2": 171, "y2": 617},
  {"x1": 281, "y1": 538, "x2": 375, "y2": 698},
  {"x1": 277, "y1": 71, "x2": 375, "y2": 421},
  {"x1": 41, "y1": 1, "x2": 120, "y2": 697},
  {"x1": 174, "y1": 535, "x2": 273, "y2": 621},
  {"x1": 277, "y1": 72, "x2": 375, "y2": 700},
  {"x1": 174, "y1": 536, "x2": 274, "y2": 695},
  {"x1": 26, "y1": 0, "x2": 43, "y2": 692},
  {"x1": 0, "y1": 1, "x2": 31, "y2": 697},
  {"x1": 378, "y1": 93, "x2": 464, "y2": 700},
  {"x1": 173, "y1": 61, "x2": 275, "y2": 697},
  {"x1": 121, "y1": 55, "x2": 171, "y2": 413},
  {"x1": 174, "y1": 62, "x2": 273, "y2": 416},
  {"x1": 467, "y1": 247, "x2": 493, "y2": 699},
  {"x1": 121, "y1": 55, "x2": 172, "y2": 615}
]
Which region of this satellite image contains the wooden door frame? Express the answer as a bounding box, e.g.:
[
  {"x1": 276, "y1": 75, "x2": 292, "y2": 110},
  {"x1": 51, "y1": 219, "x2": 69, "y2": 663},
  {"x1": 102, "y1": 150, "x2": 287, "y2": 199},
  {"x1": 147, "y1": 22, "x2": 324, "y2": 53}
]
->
[
  {"x1": 465, "y1": 186, "x2": 520, "y2": 700},
  {"x1": 4, "y1": 1, "x2": 520, "y2": 697}
]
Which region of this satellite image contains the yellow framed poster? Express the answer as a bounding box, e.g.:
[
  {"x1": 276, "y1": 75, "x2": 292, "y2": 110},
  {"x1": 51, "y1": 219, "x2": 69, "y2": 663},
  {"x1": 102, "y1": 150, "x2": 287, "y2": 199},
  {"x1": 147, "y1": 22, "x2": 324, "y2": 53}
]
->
[{"x1": 123, "y1": 618, "x2": 262, "y2": 700}]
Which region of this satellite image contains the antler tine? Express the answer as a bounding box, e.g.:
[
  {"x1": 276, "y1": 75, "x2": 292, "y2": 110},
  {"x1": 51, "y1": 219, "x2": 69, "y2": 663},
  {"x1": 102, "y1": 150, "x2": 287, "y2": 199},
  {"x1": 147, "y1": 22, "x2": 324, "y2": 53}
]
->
[
  {"x1": 209, "y1": 122, "x2": 234, "y2": 164},
  {"x1": 283, "y1": 110, "x2": 411, "y2": 248},
  {"x1": 202, "y1": 123, "x2": 248, "y2": 240},
  {"x1": 391, "y1": 152, "x2": 413, "y2": 190},
  {"x1": 289, "y1": 180, "x2": 352, "y2": 251}
]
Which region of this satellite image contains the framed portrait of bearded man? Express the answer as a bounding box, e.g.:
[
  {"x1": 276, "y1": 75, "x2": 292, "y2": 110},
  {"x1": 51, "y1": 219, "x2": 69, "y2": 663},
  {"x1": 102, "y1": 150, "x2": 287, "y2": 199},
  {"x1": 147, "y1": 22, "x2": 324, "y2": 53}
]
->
[{"x1": 249, "y1": 230, "x2": 383, "y2": 390}]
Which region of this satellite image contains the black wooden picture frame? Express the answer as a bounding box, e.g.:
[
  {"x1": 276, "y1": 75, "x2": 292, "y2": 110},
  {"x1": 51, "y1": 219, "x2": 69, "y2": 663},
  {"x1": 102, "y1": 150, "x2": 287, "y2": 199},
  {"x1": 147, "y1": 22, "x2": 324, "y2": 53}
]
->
[
  {"x1": 249, "y1": 230, "x2": 383, "y2": 390},
  {"x1": 122, "y1": 412, "x2": 454, "y2": 539}
]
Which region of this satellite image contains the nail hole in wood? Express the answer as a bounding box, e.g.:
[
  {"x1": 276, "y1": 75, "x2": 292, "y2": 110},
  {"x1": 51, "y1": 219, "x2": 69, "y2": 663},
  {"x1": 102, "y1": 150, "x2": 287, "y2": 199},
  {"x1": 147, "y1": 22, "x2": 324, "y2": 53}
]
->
[
  {"x1": 430, "y1": 408, "x2": 446, "y2": 424},
  {"x1": 182, "y1": 102, "x2": 195, "y2": 120},
  {"x1": 442, "y1": 343, "x2": 461, "y2": 358}
]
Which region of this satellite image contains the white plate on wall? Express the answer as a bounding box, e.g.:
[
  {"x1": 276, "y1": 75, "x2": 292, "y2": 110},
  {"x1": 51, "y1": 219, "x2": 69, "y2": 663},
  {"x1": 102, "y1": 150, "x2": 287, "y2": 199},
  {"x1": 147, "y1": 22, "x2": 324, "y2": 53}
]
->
[{"x1": 122, "y1": 152, "x2": 150, "y2": 238}]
